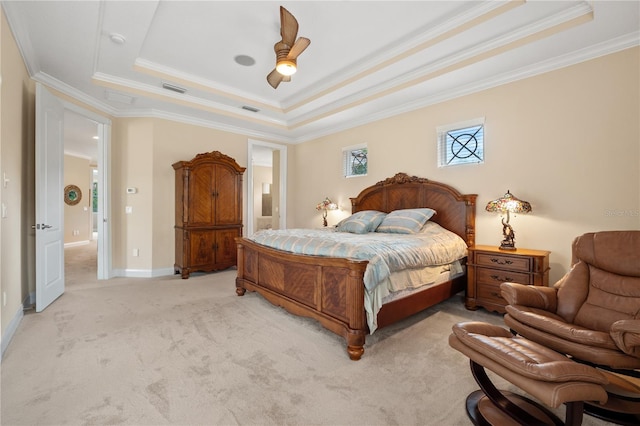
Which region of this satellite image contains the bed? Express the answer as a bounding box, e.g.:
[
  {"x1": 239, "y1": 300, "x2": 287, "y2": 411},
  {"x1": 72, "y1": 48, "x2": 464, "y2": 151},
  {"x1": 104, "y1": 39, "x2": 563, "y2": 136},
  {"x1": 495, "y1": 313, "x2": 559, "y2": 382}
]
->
[{"x1": 235, "y1": 173, "x2": 477, "y2": 360}]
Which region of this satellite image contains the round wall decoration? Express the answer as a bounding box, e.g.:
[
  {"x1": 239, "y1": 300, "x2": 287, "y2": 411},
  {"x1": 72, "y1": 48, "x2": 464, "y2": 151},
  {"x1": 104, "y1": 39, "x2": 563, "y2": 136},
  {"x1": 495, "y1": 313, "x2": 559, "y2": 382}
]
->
[{"x1": 64, "y1": 184, "x2": 82, "y2": 206}]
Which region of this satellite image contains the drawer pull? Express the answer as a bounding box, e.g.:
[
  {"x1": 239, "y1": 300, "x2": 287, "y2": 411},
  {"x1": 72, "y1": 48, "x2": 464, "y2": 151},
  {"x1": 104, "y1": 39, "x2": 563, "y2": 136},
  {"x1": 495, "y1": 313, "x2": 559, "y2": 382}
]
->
[
  {"x1": 490, "y1": 291, "x2": 502, "y2": 298},
  {"x1": 490, "y1": 257, "x2": 513, "y2": 265},
  {"x1": 491, "y1": 275, "x2": 513, "y2": 282}
]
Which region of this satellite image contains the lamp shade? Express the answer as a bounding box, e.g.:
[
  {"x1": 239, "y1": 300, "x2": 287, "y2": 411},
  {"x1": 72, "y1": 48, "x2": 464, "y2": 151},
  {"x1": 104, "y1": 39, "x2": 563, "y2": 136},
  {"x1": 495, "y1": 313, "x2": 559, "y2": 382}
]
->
[
  {"x1": 316, "y1": 197, "x2": 338, "y2": 211},
  {"x1": 485, "y1": 190, "x2": 531, "y2": 214}
]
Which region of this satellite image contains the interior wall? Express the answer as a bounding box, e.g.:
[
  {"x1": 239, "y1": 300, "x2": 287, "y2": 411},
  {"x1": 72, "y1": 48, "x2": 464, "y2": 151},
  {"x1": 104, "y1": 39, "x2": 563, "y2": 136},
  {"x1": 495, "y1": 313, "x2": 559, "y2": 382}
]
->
[
  {"x1": 110, "y1": 117, "x2": 249, "y2": 275},
  {"x1": 110, "y1": 117, "x2": 157, "y2": 276},
  {"x1": 0, "y1": 8, "x2": 35, "y2": 345},
  {"x1": 63, "y1": 154, "x2": 92, "y2": 244},
  {"x1": 290, "y1": 47, "x2": 640, "y2": 283}
]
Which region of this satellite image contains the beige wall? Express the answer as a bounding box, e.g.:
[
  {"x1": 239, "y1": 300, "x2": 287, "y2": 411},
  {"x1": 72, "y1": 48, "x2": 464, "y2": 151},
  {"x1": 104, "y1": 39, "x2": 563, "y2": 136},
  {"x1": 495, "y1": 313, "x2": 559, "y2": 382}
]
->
[
  {"x1": 290, "y1": 47, "x2": 640, "y2": 283},
  {"x1": 110, "y1": 117, "x2": 249, "y2": 274},
  {"x1": 63, "y1": 155, "x2": 92, "y2": 244},
  {"x1": 0, "y1": 9, "x2": 35, "y2": 342}
]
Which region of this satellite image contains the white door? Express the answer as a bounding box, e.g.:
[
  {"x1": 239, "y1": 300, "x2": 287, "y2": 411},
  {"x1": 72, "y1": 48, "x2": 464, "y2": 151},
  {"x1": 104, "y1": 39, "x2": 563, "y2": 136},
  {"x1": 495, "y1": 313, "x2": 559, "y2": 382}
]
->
[{"x1": 35, "y1": 83, "x2": 65, "y2": 312}]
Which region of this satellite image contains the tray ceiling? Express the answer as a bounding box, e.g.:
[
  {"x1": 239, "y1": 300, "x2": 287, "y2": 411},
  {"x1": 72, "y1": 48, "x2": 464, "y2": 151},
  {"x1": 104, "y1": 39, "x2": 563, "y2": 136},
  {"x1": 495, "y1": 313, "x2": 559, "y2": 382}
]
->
[{"x1": 3, "y1": 1, "x2": 639, "y2": 146}]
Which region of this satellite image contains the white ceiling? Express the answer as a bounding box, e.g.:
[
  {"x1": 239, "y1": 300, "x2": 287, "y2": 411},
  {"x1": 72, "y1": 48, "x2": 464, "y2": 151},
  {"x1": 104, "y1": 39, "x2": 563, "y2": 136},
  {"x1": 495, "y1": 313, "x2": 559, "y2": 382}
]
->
[{"x1": 3, "y1": 0, "x2": 639, "y2": 160}]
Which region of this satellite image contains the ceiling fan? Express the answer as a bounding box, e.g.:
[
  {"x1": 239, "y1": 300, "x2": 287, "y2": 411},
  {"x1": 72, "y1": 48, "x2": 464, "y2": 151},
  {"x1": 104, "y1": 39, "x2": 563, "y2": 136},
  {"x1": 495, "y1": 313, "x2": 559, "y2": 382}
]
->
[{"x1": 266, "y1": 6, "x2": 310, "y2": 89}]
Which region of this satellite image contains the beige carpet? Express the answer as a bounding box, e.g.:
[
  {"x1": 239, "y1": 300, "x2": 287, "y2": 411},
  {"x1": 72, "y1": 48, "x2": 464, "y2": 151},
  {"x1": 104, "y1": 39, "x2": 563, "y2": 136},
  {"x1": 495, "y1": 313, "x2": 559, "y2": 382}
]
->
[{"x1": 1, "y1": 242, "x2": 612, "y2": 425}]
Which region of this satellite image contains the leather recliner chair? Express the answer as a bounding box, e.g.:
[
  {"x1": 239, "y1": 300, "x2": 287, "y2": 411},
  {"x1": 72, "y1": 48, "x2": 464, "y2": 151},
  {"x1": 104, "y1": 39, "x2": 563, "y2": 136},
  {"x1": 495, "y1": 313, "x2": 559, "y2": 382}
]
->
[{"x1": 501, "y1": 230, "x2": 640, "y2": 424}]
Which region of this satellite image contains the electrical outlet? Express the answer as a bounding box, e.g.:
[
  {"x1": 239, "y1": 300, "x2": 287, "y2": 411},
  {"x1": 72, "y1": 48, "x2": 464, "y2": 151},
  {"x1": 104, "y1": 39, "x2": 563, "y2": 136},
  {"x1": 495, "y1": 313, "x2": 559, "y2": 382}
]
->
[
  {"x1": 3, "y1": 291, "x2": 6, "y2": 307},
  {"x1": 133, "y1": 248, "x2": 139, "y2": 257}
]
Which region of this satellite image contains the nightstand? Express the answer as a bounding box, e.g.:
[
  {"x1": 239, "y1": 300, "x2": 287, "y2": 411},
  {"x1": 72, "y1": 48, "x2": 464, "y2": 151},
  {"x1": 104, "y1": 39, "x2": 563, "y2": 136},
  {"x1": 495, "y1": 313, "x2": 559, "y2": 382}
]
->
[{"x1": 465, "y1": 245, "x2": 550, "y2": 313}]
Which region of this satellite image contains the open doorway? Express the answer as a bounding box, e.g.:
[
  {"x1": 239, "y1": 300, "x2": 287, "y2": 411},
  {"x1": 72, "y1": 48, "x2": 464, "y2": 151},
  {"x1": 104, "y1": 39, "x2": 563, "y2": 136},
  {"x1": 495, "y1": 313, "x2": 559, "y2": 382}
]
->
[
  {"x1": 60, "y1": 103, "x2": 111, "y2": 280},
  {"x1": 247, "y1": 140, "x2": 287, "y2": 235},
  {"x1": 63, "y1": 110, "x2": 99, "y2": 281}
]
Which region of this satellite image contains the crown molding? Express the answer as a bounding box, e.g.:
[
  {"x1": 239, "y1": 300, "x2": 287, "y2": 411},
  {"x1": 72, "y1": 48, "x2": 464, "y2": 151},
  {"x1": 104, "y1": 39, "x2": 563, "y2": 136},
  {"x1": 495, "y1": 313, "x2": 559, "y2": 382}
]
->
[
  {"x1": 2, "y1": 1, "x2": 40, "y2": 76},
  {"x1": 92, "y1": 72, "x2": 287, "y2": 128},
  {"x1": 280, "y1": 0, "x2": 526, "y2": 111},
  {"x1": 290, "y1": 33, "x2": 639, "y2": 144},
  {"x1": 33, "y1": 72, "x2": 119, "y2": 116},
  {"x1": 134, "y1": 58, "x2": 281, "y2": 111},
  {"x1": 113, "y1": 108, "x2": 294, "y2": 145}
]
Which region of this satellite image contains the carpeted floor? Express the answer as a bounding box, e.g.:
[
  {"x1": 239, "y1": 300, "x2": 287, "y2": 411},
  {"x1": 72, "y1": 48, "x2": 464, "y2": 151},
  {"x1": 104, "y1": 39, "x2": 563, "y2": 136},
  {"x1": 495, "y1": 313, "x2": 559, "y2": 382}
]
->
[{"x1": 0, "y1": 242, "x2": 612, "y2": 425}]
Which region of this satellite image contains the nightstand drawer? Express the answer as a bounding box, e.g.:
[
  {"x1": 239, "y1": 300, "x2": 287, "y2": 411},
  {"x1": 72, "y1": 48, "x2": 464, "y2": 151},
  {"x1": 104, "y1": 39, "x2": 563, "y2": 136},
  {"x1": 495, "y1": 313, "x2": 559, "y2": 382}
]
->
[
  {"x1": 477, "y1": 283, "x2": 506, "y2": 306},
  {"x1": 476, "y1": 253, "x2": 531, "y2": 272},
  {"x1": 476, "y1": 267, "x2": 532, "y2": 285}
]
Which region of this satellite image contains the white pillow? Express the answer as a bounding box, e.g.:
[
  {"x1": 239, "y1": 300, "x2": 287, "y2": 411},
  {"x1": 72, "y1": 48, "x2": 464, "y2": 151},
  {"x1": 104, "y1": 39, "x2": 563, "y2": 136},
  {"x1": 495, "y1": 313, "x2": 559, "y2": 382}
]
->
[
  {"x1": 335, "y1": 210, "x2": 387, "y2": 234},
  {"x1": 376, "y1": 208, "x2": 436, "y2": 234}
]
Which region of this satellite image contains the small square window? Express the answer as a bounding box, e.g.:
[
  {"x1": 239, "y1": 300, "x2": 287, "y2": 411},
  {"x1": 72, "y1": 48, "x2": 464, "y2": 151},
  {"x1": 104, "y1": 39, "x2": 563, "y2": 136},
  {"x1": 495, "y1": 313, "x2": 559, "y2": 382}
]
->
[
  {"x1": 343, "y1": 145, "x2": 368, "y2": 177},
  {"x1": 437, "y1": 118, "x2": 485, "y2": 167}
]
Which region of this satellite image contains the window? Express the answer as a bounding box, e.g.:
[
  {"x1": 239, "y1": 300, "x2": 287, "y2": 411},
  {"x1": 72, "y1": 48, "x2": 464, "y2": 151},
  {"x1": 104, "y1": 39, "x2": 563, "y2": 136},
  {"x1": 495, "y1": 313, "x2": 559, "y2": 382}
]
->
[
  {"x1": 343, "y1": 144, "x2": 368, "y2": 177},
  {"x1": 437, "y1": 118, "x2": 485, "y2": 167}
]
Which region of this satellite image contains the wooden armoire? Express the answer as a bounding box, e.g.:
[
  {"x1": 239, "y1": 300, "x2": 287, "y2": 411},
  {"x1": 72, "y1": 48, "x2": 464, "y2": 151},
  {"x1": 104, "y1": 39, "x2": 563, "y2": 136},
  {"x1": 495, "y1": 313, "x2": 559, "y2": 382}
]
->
[{"x1": 173, "y1": 151, "x2": 245, "y2": 279}]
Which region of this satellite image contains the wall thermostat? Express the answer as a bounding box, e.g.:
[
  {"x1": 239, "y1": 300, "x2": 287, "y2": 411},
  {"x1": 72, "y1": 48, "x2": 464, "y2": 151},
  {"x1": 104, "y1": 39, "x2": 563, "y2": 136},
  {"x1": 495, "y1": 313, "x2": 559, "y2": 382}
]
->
[{"x1": 126, "y1": 187, "x2": 138, "y2": 194}]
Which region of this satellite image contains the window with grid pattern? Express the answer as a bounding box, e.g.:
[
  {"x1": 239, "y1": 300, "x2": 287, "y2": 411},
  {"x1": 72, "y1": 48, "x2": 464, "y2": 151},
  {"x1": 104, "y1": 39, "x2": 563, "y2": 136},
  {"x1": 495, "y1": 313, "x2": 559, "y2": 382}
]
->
[{"x1": 437, "y1": 118, "x2": 485, "y2": 167}]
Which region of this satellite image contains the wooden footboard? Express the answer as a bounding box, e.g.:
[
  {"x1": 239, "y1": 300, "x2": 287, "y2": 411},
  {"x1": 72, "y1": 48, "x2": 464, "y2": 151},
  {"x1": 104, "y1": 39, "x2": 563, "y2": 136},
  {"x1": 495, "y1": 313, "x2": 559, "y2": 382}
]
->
[{"x1": 235, "y1": 238, "x2": 369, "y2": 360}]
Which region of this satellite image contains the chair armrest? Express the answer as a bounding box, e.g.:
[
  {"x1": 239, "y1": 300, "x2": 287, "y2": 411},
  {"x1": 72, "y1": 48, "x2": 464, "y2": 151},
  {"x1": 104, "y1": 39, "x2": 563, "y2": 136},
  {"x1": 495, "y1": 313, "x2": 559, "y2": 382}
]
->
[
  {"x1": 611, "y1": 320, "x2": 640, "y2": 358},
  {"x1": 500, "y1": 282, "x2": 558, "y2": 312}
]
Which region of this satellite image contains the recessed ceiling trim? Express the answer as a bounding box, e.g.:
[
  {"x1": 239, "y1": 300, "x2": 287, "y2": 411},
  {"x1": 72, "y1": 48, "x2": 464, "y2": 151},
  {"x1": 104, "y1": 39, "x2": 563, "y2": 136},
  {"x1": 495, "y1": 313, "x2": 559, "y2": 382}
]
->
[
  {"x1": 92, "y1": 72, "x2": 288, "y2": 129},
  {"x1": 134, "y1": 58, "x2": 282, "y2": 112},
  {"x1": 34, "y1": 71, "x2": 119, "y2": 117},
  {"x1": 287, "y1": 2, "x2": 595, "y2": 129},
  {"x1": 281, "y1": 0, "x2": 526, "y2": 113}
]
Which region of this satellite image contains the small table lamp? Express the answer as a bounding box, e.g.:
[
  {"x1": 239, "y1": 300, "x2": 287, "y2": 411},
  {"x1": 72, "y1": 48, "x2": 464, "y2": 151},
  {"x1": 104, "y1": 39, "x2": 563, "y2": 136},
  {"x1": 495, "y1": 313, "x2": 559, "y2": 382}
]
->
[
  {"x1": 485, "y1": 190, "x2": 531, "y2": 250},
  {"x1": 316, "y1": 197, "x2": 338, "y2": 227}
]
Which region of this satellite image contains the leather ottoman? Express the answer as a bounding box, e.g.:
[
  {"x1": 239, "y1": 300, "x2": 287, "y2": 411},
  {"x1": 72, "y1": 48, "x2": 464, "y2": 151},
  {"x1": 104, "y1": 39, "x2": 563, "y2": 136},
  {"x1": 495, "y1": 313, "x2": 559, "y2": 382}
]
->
[{"x1": 449, "y1": 321, "x2": 609, "y2": 425}]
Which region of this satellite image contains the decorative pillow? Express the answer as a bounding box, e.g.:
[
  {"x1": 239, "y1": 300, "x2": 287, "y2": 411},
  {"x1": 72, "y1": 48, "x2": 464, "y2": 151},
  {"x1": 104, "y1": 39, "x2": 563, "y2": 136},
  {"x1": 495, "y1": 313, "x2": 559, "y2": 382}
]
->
[
  {"x1": 376, "y1": 208, "x2": 436, "y2": 234},
  {"x1": 335, "y1": 210, "x2": 387, "y2": 234}
]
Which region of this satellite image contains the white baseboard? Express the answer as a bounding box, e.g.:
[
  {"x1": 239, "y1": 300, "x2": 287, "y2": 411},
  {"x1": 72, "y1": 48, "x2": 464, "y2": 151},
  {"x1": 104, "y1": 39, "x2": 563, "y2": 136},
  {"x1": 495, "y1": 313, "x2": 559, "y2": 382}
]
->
[
  {"x1": 64, "y1": 240, "x2": 90, "y2": 248},
  {"x1": 1, "y1": 304, "x2": 24, "y2": 361},
  {"x1": 112, "y1": 267, "x2": 175, "y2": 278}
]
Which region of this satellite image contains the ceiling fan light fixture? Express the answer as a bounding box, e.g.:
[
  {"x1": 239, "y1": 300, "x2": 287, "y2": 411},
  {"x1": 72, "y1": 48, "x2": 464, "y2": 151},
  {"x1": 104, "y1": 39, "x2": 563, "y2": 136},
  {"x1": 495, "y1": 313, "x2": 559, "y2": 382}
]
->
[{"x1": 276, "y1": 59, "x2": 297, "y2": 76}]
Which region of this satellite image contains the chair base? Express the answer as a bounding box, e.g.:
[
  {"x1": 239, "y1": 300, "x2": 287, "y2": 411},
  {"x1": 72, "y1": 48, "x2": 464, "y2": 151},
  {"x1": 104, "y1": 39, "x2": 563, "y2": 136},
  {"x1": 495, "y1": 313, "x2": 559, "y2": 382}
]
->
[
  {"x1": 584, "y1": 401, "x2": 640, "y2": 426},
  {"x1": 466, "y1": 390, "x2": 565, "y2": 426},
  {"x1": 468, "y1": 361, "x2": 583, "y2": 426},
  {"x1": 583, "y1": 369, "x2": 640, "y2": 426}
]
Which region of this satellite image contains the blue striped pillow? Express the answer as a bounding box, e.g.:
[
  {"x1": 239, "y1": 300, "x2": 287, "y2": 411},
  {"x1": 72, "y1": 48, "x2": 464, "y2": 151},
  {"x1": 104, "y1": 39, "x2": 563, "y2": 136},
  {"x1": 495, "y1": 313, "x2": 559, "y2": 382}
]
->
[
  {"x1": 336, "y1": 210, "x2": 387, "y2": 234},
  {"x1": 376, "y1": 208, "x2": 436, "y2": 234}
]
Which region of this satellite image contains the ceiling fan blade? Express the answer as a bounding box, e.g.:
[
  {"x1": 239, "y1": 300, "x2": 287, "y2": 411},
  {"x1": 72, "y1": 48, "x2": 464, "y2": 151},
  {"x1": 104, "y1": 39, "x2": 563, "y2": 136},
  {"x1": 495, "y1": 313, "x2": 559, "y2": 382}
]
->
[
  {"x1": 280, "y1": 6, "x2": 298, "y2": 47},
  {"x1": 282, "y1": 75, "x2": 291, "y2": 83},
  {"x1": 267, "y1": 68, "x2": 284, "y2": 89},
  {"x1": 287, "y1": 37, "x2": 310, "y2": 60}
]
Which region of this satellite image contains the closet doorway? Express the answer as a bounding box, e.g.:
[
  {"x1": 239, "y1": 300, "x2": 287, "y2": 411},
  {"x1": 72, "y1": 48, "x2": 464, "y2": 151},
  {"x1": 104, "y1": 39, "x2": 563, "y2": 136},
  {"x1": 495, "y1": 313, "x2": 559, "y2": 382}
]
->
[{"x1": 246, "y1": 140, "x2": 287, "y2": 235}]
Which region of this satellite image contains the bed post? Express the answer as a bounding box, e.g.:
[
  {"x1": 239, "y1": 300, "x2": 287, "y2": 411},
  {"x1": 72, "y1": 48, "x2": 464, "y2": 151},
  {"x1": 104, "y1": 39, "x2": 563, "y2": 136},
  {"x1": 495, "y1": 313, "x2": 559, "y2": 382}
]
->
[
  {"x1": 464, "y1": 195, "x2": 477, "y2": 247},
  {"x1": 235, "y1": 240, "x2": 247, "y2": 296},
  {"x1": 345, "y1": 260, "x2": 367, "y2": 360}
]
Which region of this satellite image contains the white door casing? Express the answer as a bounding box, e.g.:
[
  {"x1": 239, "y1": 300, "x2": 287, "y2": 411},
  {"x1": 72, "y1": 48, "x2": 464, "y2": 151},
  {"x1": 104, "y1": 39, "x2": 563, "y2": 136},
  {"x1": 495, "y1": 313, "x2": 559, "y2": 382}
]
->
[{"x1": 35, "y1": 83, "x2": 65, "y2": 312}]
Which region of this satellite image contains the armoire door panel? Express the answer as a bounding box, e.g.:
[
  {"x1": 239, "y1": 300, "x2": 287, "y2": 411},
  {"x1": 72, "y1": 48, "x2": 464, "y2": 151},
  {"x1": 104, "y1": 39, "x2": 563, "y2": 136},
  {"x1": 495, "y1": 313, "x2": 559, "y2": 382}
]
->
[
  {"x1": 215, "y1": 165, "x2": 240, "y2": 225},
  {"x1": 189, "y1": 163, "x2": 215, "y2": 225}
]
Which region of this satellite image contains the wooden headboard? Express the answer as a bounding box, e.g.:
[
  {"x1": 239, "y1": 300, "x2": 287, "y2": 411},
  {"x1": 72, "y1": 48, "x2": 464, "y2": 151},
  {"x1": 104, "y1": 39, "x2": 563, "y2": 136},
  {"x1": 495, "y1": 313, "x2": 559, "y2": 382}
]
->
[{"x1": 350, "y1": 173, "x2": 477, "y2": 246}]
